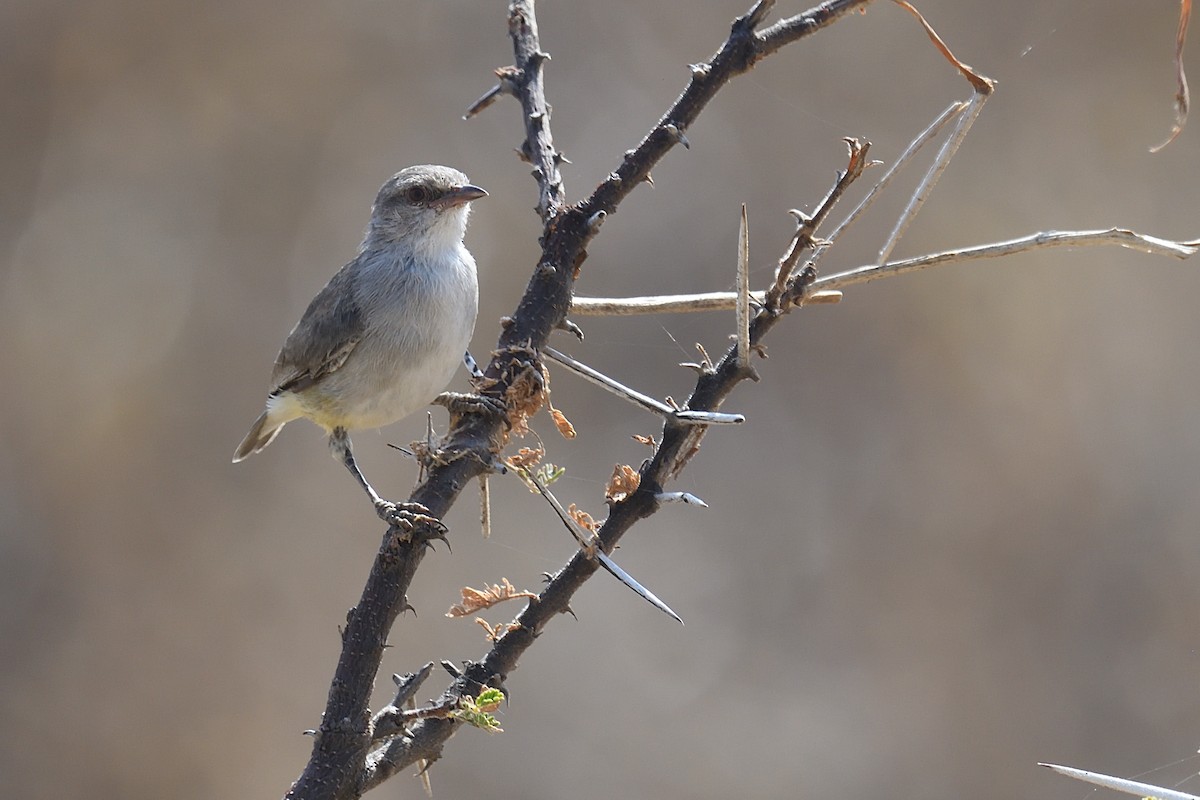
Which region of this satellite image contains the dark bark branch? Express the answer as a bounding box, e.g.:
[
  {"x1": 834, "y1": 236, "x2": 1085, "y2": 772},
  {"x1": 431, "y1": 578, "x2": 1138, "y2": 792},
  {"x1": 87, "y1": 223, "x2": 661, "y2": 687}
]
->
[
  {"x1": 286, "y1": 2, "x2": 874, "y2": 797},
  {"x1": 581, "y1": 0, "x2": 873, "y2": 219}
]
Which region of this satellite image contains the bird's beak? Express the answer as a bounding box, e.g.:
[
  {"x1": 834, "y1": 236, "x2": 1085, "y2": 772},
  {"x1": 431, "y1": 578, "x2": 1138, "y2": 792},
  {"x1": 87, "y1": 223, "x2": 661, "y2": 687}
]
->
[{"x1": 433, "y1": 184, "x2": 488, "y2": 209}]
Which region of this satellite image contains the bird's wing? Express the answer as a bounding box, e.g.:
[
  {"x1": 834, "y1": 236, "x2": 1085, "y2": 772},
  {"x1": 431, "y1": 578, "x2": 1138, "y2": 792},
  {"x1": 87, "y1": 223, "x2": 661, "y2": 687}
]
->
[{"x1": 269, "y1": 262, "x2": 366, "y2": 395}]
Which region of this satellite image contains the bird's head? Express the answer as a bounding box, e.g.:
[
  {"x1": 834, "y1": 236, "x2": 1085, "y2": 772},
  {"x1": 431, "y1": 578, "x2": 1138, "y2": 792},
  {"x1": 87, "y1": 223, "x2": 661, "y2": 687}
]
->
[{"x1": 365, "y1": 164, "x2": 487, "y2": 254}]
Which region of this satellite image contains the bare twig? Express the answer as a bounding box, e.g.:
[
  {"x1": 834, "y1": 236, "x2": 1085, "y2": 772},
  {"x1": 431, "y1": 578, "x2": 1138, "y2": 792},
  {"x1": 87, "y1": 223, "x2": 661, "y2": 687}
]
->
[
  {"x1": 812, "y1": 229, "x2": 1200, "y2": 295},
  {"x1": 765, "y1": 138, "x2": 871, "y2": 312},
  {"x1": 1150, "y1": 0, "x2": 1191, "y2": 152},
  {"x1": 876, "y1": 88, "x2": 990, "y2": 265},
  {"x1": 570, "y1": 289, "x2": 841, "y2": 316},
  {"x1": 811, "y1": 100, "x2": 965, "y2": 271},
  {"x1": 369, "y1": 664, "x2": 435, "y2": 744},
  {"x1": 463, "y1": 66, "x2": 521, "y2": 120},
  {"x1": 567, "y1": 227, "x2": 1199, "y2": 318},
  {"x1": 508, "y1": 4, "x2": 565, "y2": 221},
  {"x1": 736, "y1": 203, "x2": 751, "y2": 370},
  {"x1": 479, "y1": 475, "x2": 491, "y2": 538},
  {"x1": 579, "y1": 0, "x2": 873, "y2": 220}
]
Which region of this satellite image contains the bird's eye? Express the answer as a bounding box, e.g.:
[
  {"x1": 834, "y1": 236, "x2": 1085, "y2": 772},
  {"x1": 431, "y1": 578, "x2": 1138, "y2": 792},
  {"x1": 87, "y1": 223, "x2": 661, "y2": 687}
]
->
[{"x1": 405, "y1": 185, "x2": 429, "y2": 204}]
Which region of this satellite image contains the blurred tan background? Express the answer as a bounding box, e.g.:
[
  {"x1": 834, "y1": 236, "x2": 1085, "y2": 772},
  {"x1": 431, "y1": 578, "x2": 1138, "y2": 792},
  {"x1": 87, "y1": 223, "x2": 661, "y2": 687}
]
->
[{"x1": 3, "y1": 1, "x2": 1200, "y2": 798}]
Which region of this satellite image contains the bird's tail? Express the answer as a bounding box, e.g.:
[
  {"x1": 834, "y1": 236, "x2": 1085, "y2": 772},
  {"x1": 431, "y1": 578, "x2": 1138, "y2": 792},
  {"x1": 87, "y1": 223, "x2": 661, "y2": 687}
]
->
[{"x1": 232, "y1": 410, "x2": 285, "y2": 462}]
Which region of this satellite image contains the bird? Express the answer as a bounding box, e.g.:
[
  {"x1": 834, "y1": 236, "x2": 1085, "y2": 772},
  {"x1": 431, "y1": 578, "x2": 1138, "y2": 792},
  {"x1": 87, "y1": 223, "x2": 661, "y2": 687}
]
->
[{"x1": 233, "y1": 164, "x2": 486, "y2": 526}]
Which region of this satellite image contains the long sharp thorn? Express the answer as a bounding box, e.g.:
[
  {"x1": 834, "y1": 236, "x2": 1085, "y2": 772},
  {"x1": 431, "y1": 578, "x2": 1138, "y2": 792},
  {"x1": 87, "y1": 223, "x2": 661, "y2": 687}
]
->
[
  {"x1": 522, "y1": 464, "x2": 683, "y2": 624},
  {"x1": 595, "y1": 550, "x2": 683, "y2": 624},
  {"x1": 1039, "y1": 763, "x2": 1200, "y2": 800}
]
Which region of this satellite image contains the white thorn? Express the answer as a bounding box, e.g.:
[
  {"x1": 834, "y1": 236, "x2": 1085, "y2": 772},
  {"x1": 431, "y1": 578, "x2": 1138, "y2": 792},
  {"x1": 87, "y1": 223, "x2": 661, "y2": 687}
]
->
[
  {"x1": 1039, "y1": 763, "x2": 1200, "y2": 800},
  {"x1": 587, "y1": 210, "x2": 607, "y2": 233},
  {"x1": 656, "y1": 491, "x2": 709, "y2": 508}
]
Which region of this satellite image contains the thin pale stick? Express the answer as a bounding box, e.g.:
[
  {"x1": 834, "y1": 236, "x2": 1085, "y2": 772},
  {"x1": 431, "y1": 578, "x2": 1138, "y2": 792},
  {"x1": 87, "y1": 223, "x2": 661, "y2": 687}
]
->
[
  {"x1": 543, "y1": 346, "x2": 744, "y2": 424},
  {"x1": 570, "y1": 290, "x2": 840, "y2": 316},
  {"x1": 814, "y1": 228, "x2": 1200, "y2": 294},
  {"x1": 810, "y1": 101, "x2": 965, "y2": 271},
  {"x1": 570, "y1": 227, "x2": 1197, "y2": 317},
  {"x1": 573, "y1": 101, "x2": 969, "y2": 317},
  {"x1": 479, "y1": 475, "x2": 491, "y2": 539},
  {"x1": 736, "y1": 203, "x2": 751, "y2": 369},
  {"x1": 877, "y1": 89, "x2": 989, "y2": 265}
]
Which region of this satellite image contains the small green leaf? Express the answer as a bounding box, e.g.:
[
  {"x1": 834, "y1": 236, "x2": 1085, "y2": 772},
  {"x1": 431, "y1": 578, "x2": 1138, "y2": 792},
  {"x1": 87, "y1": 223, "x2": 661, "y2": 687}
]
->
[
  {"x1": 515, "y1": 463, "x2": 566, "y2": 493},
  {"x1": 475, "y1": 687, "x2": 505, "y2": 712},
  {"x1": 537, "y1": 463, "x2": 565, "y2": 486},
  {"x1": 450, "y1": 691, "x2": 506, "y2": 733}
]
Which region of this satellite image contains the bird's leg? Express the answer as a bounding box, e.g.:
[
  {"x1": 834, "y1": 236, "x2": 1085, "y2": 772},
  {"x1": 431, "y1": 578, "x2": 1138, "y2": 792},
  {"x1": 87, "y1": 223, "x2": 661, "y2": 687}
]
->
[
  {"x1": 451, "y1": 351, "x2": 509, "y2": 419},
  {"x1": 328, "y1": 427, "x2": 445, "y2": 534},
  {"x1": 462, "y1": 350, "x2": 485, "y2": 381}
]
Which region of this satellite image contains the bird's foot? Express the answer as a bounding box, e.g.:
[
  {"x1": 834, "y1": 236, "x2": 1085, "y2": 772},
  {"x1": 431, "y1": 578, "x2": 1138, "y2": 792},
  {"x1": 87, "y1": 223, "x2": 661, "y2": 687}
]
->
[
  {"x1": 433, "y1": 391, "x2": 508, "y2": 422},
  {"x1": 375, "y1": 500, "x2": 447, "y2": 536}
]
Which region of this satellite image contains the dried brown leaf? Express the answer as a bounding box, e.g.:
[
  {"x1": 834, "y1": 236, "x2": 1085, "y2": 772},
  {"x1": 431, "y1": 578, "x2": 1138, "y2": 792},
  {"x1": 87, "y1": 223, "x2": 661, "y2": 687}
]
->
[
  {"x1": 474, "y1": 618, "x2": 521, "y2": 642},
  {"x1": 501, "y1": 354, "x2": 547, "y2": 436},
  {"x1": 567, "y1": 503, "x2": 597, "y2": 533},
  {"x1": 539, "y1": 361, "x2": 576, "y2": 440},
  {"x1": 507, "y1": 444, "x2": 545, "y2": 470},
  {"x1": 550, "y1": 407, "x2": 576, "y2": 439},
  {"x1": 605, "y1": 464, "x2": 641, "y2": 504},
  {"x1": 475, "y1": 618, "x2": 500, "y2": 640},
  {"x1": 1152, "y1": 0, "x2": 1192, "y2": 152},
  {"x1": 447, "y1": 578, "x2": 537, "y2": 618},
  {"x1": 890, "y1": 0, "x2": 994, "y2": 93}
]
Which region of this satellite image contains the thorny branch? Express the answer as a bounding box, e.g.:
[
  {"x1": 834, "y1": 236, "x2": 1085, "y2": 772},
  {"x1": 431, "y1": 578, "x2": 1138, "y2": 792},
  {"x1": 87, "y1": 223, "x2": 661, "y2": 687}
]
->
[
  {"x1": 283, "y1": 1, "x2": 862, "y2": 796},
  {"x1": 287, "y1": 1, "x2": 875, "y2": 796},
  {"x1": 286, "y1": 1, "x2": 1195, "y2": 798}
]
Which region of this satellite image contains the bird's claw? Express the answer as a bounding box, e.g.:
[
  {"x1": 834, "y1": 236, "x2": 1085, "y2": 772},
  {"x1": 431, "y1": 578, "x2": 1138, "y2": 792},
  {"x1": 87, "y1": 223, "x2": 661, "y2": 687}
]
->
[
  {"x1": 557, "y1": 317, "x2": 584, "y2": 341},
  {"x1": 376, "y1": 500, "x2": 447, "y2": 535},
  {"x1": 434, "y1": 391, "x2": 508, "y2": 422}
]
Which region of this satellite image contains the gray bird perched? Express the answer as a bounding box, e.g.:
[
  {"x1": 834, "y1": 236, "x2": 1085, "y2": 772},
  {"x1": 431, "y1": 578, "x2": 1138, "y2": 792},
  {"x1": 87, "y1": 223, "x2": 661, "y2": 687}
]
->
[{"x1": 233, "y1": 164, "x2": 486, "y2": 526}]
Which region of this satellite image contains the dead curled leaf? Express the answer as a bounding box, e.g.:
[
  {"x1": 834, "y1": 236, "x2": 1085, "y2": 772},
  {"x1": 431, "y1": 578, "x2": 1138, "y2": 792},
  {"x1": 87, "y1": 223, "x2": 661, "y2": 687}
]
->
[
  {"x1": 497, "y1": 351, "x2": 576, "y2": 440},
  {"x1": 446, "y1": 578, "x2": 537, "y2": 618},
  {"x1": 539, "y1": 361, "x2": 575, "y2": 440},
  {"x1": 1151, "y1": 0, "x2": 1192, "y2": 152},
  {"x1": 503, "y1": 361, "x2": 545, "y2": 437},
  {"x1": 605, "y1": 464, "x2": 641, "y2": 504},
  {"x1": 567, "y1": 503, "x2": 597, "y2": 533},
  {"x1": 550, "y1": 407, "x2": 576, "y2": 439},
  {"x1": 506, "y1": 444, "x2": 545, "y2": 470},
  {"x1": 474, "y1": 618, "x2": 520, "y2": 641},
  {"x1": 889, "y1": 0, "x2": 994, "y2": 93}
]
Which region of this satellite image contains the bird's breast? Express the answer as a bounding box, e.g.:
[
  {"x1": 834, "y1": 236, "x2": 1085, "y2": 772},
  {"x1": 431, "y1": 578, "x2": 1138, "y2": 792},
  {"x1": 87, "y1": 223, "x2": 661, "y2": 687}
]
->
[{"x1": 308, "y1": 246, "x2": 478, "y2": 430}]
